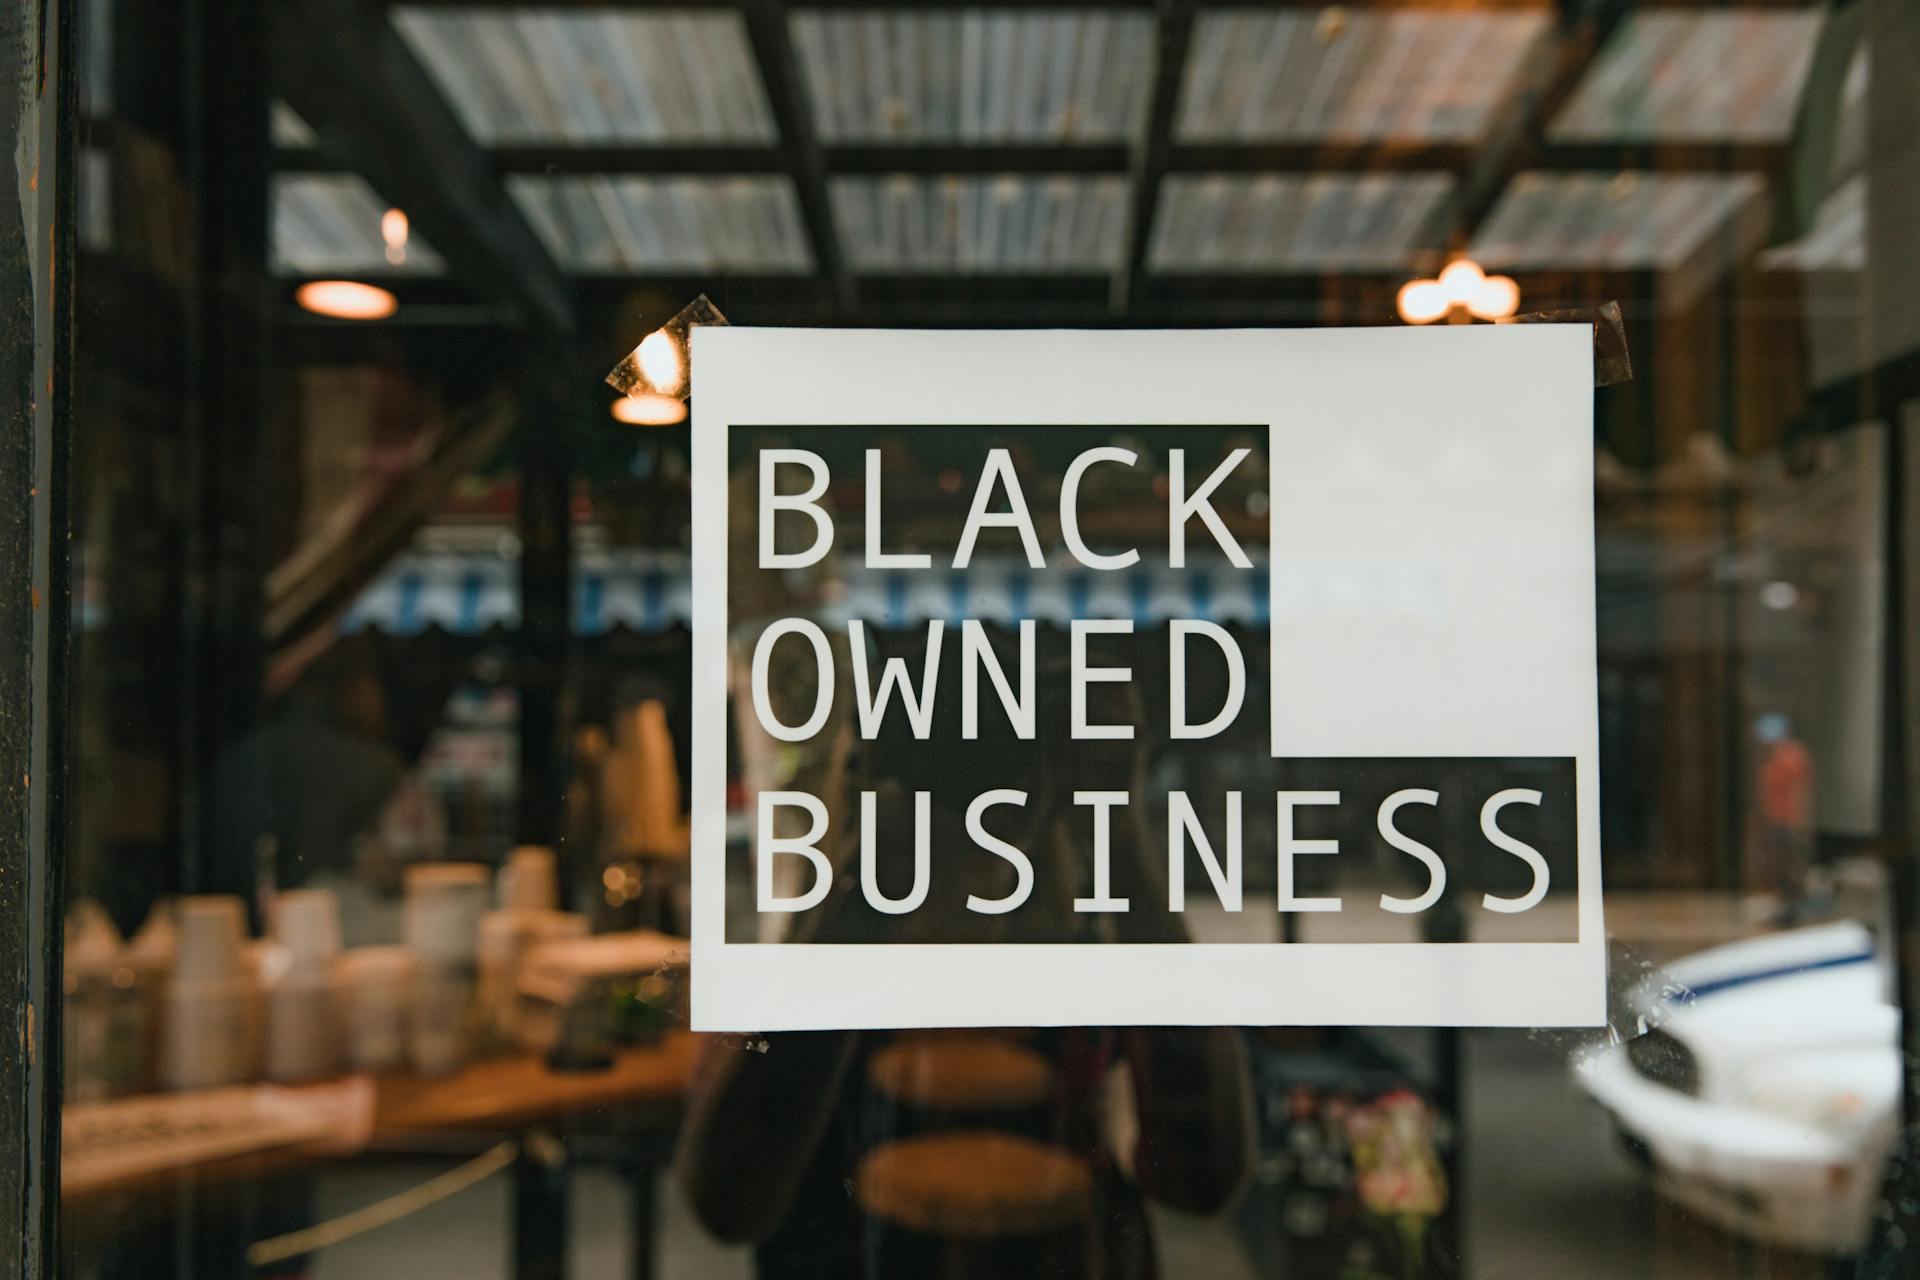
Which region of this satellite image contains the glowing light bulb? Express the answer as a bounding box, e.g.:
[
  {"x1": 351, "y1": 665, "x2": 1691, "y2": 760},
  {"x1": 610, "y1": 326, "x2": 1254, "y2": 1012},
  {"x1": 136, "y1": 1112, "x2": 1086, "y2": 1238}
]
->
[
  {"x1": 296, "y1": 280, "x2": 397, "y2": 320},
  {"x1": 382, "y1": 208, "x2": 409, "y2": 266},
  {"x1": 1468, "y1": 273, "x2": 1520, "y2": 321},
  {"x1": 635, "y1": 330, "x2": 684, "y2": 397},
  {"x1": 611, "y1": 393, "x2": 687, "y2": 426},
  {"x1": 1396, "y1": 278, "x2": 1449, "y2": 325},
  {"x1": 1438, "y1": 258, "x2": 1486, "y2": 305}
]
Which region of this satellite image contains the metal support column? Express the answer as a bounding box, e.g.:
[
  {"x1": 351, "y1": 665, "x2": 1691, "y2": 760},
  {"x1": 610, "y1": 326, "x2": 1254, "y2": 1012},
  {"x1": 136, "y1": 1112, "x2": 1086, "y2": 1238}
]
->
[{"x1": 515, "y1": 355, "x2": 579, "y2": 857}]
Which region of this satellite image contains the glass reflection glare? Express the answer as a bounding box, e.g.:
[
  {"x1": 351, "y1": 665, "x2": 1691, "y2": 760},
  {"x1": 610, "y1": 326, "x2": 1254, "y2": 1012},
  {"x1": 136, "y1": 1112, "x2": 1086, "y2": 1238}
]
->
[{"x1": 636, "y1": 330, "x2": 684, "y2": 397}]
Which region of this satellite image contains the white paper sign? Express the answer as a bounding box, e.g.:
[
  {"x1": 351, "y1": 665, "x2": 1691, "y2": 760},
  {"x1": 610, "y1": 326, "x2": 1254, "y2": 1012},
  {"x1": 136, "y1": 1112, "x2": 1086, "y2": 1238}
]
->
[{"x1": 690, "y1": 326, "x2": 1602, "y2": 1030}]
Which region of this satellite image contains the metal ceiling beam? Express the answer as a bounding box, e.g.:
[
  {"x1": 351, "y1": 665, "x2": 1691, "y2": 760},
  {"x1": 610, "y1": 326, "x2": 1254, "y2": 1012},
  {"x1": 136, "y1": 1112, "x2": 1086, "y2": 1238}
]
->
[
  {"x1": 476, "y1": 143, "x2": 1127, "y2": 177},
  {"x1": 459, "y1": 142, "x2": 1472, "y2": 179},
  {"x1": 272, "y1": 0, "x2": 577, "y2": 332},
  {"x1": 825, "y1": 144, "x2": 1136, "y2": 175},
  {"x1": 482, "y1": 144, "x2": 1129, "y2": 177},
  {"x1": 485, "y1": 145, "x2": 788, "y2": 177},
  {"x1": 740, "y1": 0, "x2": 855, "y2": 317},
  {"x1": 385, "y1": 0, "x2": 1152, "y2": 6},
  {"x1": 1174, "y1": 142, "x2": 1472, "y2": 173},
  {"x1": 566, "y1": 274, "x2": 836, "y2": 319},
  {"x1": 385, "y1": 0, "x2": 1736, "y2": 9},
  {"x1": 1114, "y1": 0, "x2": 1195, "y2": 314},
  {"x1": 1539, "y1": 142, "x2": 1792, "y2": 174},
  {"x1": 1449, "y1": 15, "x2": 1587, "y2": 247},
  {"x1": 382, "y1": 0, "x2": 1814, "y2": 9},
  {"x1": 278, "y1": 269, "x2": 1739, "y2": 332}
]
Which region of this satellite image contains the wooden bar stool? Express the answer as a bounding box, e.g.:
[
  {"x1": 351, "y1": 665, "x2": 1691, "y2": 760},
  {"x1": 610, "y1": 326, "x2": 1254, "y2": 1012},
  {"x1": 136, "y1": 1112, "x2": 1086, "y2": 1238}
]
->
[
  {"x1": 868, "y1": 1036, "x2": 1053, "y2": 1110},
  {"x1": 855, "y1": 1132, "x2": 1094, "y2": 1278},
  {"x1": 863, "y1": 1034, "x2": 1056, "y2": 1145}
]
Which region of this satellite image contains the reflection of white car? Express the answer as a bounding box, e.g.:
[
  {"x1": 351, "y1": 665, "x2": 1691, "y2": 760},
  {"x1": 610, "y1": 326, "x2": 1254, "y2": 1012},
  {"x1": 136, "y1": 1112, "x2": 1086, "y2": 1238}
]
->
[{"x1": 1575, "y1": 921, "x2": 1900, "y2": 1255}]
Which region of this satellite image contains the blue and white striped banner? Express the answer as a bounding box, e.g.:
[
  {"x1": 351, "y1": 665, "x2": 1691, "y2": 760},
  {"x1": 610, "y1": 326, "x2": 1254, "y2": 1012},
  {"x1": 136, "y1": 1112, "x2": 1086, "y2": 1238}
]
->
[{"x1": 341, "y1": 550, "x2": 1448, "y2": 636}]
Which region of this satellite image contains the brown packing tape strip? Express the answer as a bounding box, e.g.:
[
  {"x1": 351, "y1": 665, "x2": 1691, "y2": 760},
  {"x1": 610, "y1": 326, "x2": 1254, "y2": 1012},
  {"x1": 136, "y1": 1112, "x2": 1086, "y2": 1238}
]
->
[
  {"x1": 606, "y1": 293, "x2": 731, "y2": 399},
  {"x1": 1514, "y1": 300, "x2": 1633, "y2": 387}
]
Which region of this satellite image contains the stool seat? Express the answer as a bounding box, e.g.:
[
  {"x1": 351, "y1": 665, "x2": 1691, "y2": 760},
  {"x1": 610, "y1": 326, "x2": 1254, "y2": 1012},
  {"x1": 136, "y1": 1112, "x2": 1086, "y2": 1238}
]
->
[
  {"x1": 856, "y1": 1132, "x2": 1093, "y2": 1241},
  {"x1": 867, "y1": 1036, "x2": 1054, "y2": 1112}
]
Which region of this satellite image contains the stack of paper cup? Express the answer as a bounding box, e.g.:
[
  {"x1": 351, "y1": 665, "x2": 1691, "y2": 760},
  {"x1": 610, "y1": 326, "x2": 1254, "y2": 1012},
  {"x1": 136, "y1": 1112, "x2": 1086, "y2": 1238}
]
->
[
  {"x1": 339, "y1": 946, "x2": 413, "y2": 1072},
  {"x1": 403, "y1": 863, "x2": 490, "y2": 1074},
  {"x1": 497, "y1": 845, "x2": 560, "y2": 912},
  {"x1": 161, "y1": 896, "x2": 255, "y2": 1090},
  {"x1": 404, "y1": 863, "x2": 492, "y2": 958},
  {"x1": 119, "y1": 899, "x2": 177, "y2": 1094},
  {"x1": 262, "y1": 889, "x2": 344, "y2": 1082},
  {"x1": 63, "y1": 902, "x2": 123, "y2": 1102},
  {"x1": 477, "y1": 909, "x2": 589, "y2": 1042}
]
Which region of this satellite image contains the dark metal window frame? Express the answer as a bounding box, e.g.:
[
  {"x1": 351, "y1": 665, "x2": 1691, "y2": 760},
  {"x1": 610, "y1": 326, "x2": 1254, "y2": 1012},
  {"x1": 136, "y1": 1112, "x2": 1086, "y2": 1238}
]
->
[{"x1": 2, "y1": 0, "x2": 73, "y2": 1275}]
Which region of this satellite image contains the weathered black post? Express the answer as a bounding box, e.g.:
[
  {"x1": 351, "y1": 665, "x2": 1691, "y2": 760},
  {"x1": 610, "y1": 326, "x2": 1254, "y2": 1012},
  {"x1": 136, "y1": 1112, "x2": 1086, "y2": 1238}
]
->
[{"x1": 0, "y1": 0, "x2": 75, "y2": 1276}]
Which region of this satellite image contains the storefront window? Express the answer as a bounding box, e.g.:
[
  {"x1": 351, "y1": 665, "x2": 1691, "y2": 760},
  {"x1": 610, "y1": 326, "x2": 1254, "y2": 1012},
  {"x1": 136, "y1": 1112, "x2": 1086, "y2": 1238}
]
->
[{"x1": 26, "y1": 0, "x2": 1920, "y2": 1276}]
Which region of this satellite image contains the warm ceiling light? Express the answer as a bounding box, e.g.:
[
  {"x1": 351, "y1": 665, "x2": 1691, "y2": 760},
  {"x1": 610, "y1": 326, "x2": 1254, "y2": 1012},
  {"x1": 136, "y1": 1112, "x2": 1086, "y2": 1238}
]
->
[
  {"x1": 1437, "y1": 258, "x2": 1486, "y2": 305},
  {"x1": 1396, "y1": 278, "x2": 1450, "y2": 325},
  {"x1": 1468, "y1": 273, "x2": 1521, "y2": 321},
  {"x1": 382, "y1": 208, "x2": 409, "y2": 267},
  {"x1": 1398, "y1": 257, "x2": 1520, "y2": 325},
  {"x1": 296, "y1": 280, "x2": 397, "y2": 320},
  {"x1": 611, "y1": 393, "x2": 688, "y2": 426}
]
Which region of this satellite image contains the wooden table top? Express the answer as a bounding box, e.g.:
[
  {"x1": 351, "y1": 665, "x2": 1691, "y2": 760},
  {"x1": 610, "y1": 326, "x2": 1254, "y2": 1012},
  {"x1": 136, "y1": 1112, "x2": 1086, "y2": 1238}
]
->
[
  {"x1": 63, "y1": 1033, "x2": 699, "y2": 1200},
  {"x1": 373, "y1": 1033, "x2": 698, "y2": 1134}
]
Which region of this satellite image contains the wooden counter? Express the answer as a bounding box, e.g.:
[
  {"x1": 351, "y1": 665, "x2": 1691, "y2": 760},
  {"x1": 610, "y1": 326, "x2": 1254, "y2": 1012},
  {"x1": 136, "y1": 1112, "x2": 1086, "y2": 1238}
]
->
[
  {"x1": 63, "y1": 1033, "x2": 699, "y2": 1200},
  {"x1": 373, "y1": 1033, "x2": 698, "y2": 1135}
]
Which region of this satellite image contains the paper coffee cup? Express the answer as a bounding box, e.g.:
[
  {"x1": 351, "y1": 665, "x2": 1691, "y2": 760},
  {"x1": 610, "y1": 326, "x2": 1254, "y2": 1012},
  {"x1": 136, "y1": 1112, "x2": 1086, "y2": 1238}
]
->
[
  {"x1": 498, "y1": 846, "x2": 560, "y2": 912},
  {"x1": 173, "y1": 895, "x2": 247, "y2": 985},
  {"x1": 272, "y1": 888, "x2": 342, "y2": 972}
]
